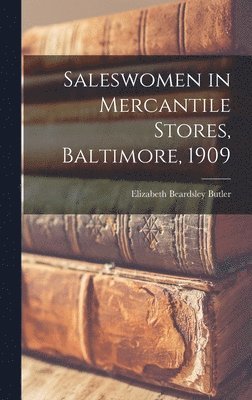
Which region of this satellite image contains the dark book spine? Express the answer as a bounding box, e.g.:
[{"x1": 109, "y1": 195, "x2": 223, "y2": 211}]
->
[{"x1": 23, "y1": 212, "x2": 215, "y2": 276}]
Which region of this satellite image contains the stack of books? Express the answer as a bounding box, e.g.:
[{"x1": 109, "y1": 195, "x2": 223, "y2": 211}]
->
[{"x1": 22, "y1": 0, "x2": 252, "y2": 398}]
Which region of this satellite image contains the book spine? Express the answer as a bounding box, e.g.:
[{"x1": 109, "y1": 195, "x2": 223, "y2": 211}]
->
[
  {"x1": 22, "y1": 256, "x2": 215, "y2": 395},
  {"x1": 22, "y1": 213, "x2": 215, "y2": 276},
  {"x1": 22, "y1": 0, "x2": 234, "y2": 57}
]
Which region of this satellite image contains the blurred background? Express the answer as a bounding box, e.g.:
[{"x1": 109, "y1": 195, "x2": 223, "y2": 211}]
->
[{"x1": 22, "y1": 0, "x2": 175, "y2": 31}]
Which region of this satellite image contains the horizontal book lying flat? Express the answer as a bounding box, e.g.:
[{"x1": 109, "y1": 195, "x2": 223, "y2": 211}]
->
[
  {"x1": 22, "y1": 355, "x2": 252, "y2": 400},
  {"x1": 23, "y1": 211, "x2": 252, "y2": 277},
  {"x1": 22, "y1": 253, "x2": 252, "y2": 396},
  {"x1": 23, "y1": 176, "x2": 219, "y2": 213},
  {"x1": 22, "y1": 0, "x2": 251, "y2": 66}
]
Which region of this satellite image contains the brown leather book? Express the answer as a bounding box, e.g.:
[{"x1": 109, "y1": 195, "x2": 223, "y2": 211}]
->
[
  {"x1": 22, "y1": 0, "x2": 252, "y2": 63},
  {"x1": 22, "y1": 253, "x2": 252, "y2": 397},
  {"x1": 23, "y1": 213, "x2": 252, "y2": 277}
]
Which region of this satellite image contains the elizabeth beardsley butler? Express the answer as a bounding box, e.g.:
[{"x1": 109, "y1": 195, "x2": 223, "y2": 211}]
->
[{"x1": 131, "y1": 189, "x2": 232, "y2": 199}]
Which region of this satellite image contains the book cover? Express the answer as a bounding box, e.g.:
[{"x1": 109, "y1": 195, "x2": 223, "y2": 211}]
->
[{"x1": 22, "y1": 0, "x2": 252, "y2": 398}]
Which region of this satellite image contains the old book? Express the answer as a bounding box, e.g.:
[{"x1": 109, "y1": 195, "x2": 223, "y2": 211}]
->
[
  {"x1": 22, "y1": 355, "x2": 252, "y2": 400},
  {"x1": 22, "y1": 0, "x2": 252, "y2": 65},
  {"x1": 22, "y1": 253, "x2": 252, "y2": 396},
  {"x1": 23, "y1": 177, "x2": 223, "y2": 213},
  {"x1": 23, "y1": 208, "x2": 252, "y2": 277}
]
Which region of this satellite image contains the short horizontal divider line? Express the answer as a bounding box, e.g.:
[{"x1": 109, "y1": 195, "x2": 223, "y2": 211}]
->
[{"x1": 201, "y1": 178, "x2": 231, "y2": 181}]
